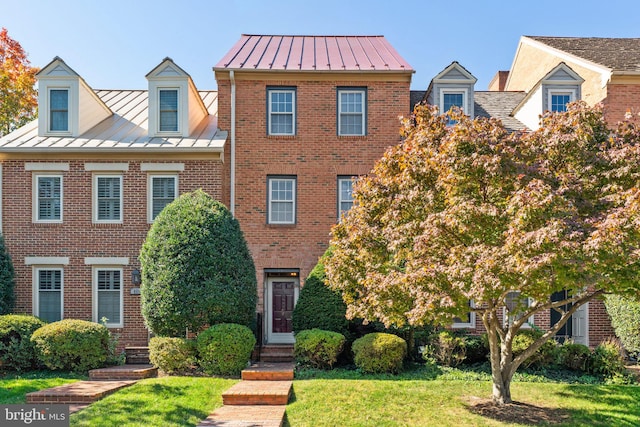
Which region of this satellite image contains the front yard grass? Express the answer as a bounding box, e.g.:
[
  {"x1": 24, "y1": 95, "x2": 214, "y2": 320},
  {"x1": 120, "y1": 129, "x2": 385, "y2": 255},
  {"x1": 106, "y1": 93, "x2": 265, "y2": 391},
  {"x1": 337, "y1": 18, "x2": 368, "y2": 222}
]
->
[
  {"x1": 0, "y1": 370, "x2": 86, "y2": 404},
  {"x1": 70, "y1": 376, "x2": 237, "y2": 427}
]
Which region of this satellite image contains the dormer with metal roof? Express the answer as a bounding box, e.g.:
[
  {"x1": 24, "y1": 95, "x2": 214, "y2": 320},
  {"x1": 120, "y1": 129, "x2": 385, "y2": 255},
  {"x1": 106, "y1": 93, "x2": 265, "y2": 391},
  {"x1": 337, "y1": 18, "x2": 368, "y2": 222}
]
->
[
  {"x1": 424, "y1": 61, "x2": 477, "y2": 120},
  {"x1": 36, "y1": 57, "x2": 112, "y2": 137},
  {"x1": 146, "y1": 58, "x2": 208, "y2": 138}
]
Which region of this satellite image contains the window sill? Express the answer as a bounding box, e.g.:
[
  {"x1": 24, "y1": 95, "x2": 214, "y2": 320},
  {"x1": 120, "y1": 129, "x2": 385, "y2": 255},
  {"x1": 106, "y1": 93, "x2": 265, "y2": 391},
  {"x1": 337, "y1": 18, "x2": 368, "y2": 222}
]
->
[
  {"x1": 267, "y1": 135, "x2": 297, "y2": 140},
  {"x1": 265, "y1": 223, "x2": 296, "y2": 228}
]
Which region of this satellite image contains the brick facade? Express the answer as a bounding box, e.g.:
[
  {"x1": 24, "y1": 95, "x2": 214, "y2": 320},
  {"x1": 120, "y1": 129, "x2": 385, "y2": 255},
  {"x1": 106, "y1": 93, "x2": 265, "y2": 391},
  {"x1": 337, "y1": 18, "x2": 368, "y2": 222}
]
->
[{"x1": 604, "y1": 83, "x2": 640, "y2": 125}]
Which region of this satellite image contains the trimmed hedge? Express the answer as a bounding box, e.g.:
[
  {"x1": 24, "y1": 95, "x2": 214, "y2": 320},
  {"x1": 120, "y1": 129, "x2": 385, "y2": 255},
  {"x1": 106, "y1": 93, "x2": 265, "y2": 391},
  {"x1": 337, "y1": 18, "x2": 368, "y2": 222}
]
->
[
  {"x1": 31, "y1": 319, "x2": 110, "y2": 372},
  {"x1": 0, "y1": 235, "x2": 15, "y2": 315},
  {"x1": 294, "y1": 329, "x2": 346, "y2": 369},
  {"x1": 196, "y1": 323, "x2": 256, "y2": 376},
  {"x1": 0, "y1": 314, "x2": 45, "y2": 371},
  {"x1": 292, "y1": 248, "x2": 350, "y2": 338},
  {"x1": 140, "y1": 190, "x2": 257, "y2": 336},
  {"x1": 604, "y1": 294, "x2": 640, "y2": 359},
  {"x1": 352, "y1": 332, "x2": 407, "y2": 374},
  {"x1": 149, "y1": 337, "x2": 196, "y2": 374}
]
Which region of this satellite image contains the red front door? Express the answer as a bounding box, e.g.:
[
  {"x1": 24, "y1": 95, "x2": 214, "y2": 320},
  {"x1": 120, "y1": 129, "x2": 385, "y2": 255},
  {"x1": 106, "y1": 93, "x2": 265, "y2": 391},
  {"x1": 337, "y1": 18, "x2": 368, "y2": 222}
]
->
[{"x1": 272, "y1": 281, "x2": 295, "y2": 333}]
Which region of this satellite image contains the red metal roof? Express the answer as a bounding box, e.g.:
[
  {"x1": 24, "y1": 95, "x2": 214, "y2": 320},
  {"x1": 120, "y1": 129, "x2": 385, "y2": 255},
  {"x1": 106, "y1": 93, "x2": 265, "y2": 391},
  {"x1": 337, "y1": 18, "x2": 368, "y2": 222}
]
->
[{"x1": 214, "y1": 35, "x2": 413, "y2": 72}]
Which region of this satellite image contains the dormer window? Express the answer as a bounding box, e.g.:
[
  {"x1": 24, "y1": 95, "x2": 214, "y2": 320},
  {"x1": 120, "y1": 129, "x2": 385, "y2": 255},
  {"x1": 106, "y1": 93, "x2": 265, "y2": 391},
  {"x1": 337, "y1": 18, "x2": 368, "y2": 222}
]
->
[
  {"x1": 425, "y1": 62, "x2": 477, "y2": 123},
  {"x1": 159, "y1": 89, "x2": 179, "y2": 132},
  {"x1": 49, "y1": 89, "x2": 69, "y2": 132},
  {"x1": 548, "y1": 90, "x2": 575, "y2": 112},
  {"x1": 440, "y1": 89, "x2": 468, "y2": 124}
]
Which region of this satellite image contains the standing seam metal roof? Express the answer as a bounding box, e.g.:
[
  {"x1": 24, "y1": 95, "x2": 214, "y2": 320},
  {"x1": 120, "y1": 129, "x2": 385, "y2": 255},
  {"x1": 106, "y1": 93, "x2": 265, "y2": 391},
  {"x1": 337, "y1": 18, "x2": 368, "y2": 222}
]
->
[{"x1": 214, "y1": 35, "x2": 414, "y2": 72}]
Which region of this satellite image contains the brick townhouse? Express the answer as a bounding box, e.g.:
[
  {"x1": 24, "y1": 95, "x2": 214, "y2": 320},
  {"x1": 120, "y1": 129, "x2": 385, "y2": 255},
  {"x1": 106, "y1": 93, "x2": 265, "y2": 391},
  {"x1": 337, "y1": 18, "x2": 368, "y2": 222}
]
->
[{"x1": 1, "y1": 34, "x2": 637, "y2": 350}]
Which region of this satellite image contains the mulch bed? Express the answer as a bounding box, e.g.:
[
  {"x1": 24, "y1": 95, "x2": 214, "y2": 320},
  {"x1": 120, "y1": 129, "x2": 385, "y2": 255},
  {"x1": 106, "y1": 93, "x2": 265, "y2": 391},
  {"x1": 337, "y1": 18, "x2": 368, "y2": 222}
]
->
[{"x1": 466, "y1": 396, "x2": 571, "y2": 425}]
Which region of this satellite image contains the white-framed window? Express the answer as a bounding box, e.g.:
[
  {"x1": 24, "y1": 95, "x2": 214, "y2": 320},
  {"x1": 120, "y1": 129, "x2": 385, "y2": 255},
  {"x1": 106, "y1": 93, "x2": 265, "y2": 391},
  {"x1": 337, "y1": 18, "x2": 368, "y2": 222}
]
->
[
  {"x1": 338, "y1": 88, "x2": 366, "y2": 136},
  {"x1": 338, "y1": 176, "x2": 356, "y2": 220},
  {"x1": 268, "y1": 88, "x2": 296, "y2": 135},
  {"x1": 159, "y1": 88, "x2": 179, "y2": 133},
  {"x1": 93, "y1": 175, "x2": 122, "y2": 223},
  {"x1": 148, "y1": 175, "x2": 177, "y2": 222},
  {"x1": 268, "y1": 176, "x2": 296, "y2": 224},
  {"x1": 548, "y1": 89, "x2": 575, "y2": 113},
  {"x1": 34, "y1": 268, "x2": 63, "y2": 322},
  {"x1": 49, "y1": 88, "x2": 69, "y2": 132},
  {"x1": 452, "y1": 300, "x2": 476, "y2": 328},
  {"x1": 34, "y1": 174, "x2": 62, "y2": 223},
  {"x1": 93, "y1": 267, "x2": 123, "y2": 328},
  {"x1": 440, "y1": 89, "x2": 467, "y2": 124},
  {"x1": 504, "y1": 291, "x2": 535, "y2": 328}
]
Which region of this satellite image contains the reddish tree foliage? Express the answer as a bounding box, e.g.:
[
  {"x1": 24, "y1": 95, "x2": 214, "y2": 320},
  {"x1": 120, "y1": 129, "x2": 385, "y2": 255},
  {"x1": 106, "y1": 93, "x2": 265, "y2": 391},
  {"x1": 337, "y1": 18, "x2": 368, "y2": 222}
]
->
[{"x1": 0, "y1": 28, "x2": 38, "y2": 136}]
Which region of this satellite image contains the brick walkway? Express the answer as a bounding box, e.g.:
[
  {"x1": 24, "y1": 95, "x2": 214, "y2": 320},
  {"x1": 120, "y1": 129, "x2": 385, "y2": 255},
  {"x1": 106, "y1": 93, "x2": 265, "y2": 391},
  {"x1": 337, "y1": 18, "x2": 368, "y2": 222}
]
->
[{"x1": 197, "y1": 362, "x2": 294, "y2": 427}]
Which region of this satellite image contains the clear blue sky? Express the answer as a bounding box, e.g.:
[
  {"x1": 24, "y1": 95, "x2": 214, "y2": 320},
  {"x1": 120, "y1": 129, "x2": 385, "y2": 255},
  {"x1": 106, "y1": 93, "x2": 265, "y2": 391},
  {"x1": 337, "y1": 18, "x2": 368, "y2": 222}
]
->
[{"x1": 3, "y1": 0, "x2": 640, "y2": 91}]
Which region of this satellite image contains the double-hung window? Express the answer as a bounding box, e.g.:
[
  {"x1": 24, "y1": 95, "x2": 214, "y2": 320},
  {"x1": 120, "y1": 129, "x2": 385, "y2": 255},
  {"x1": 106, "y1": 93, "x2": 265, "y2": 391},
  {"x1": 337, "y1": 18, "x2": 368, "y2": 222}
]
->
[
  {"x1": 95, "y1": 175, "x2": 122, "y2": 223},
  {"x1": 268, "y1": 88, "x2": 295, "y2": 135},
  {"x1": 338, "y1": 88, "x2": 366, "y2": 136},
  {"x1": 159, "y1": 89, "x2": 179, "y2": 132},
  {"x1": 149, "y1": 175, "x2": 177, "y2": 221},
  {"x1": 268, "y1": 176, "x2": 296, "y2": 224},
  {"x1": 504, "y1": 291, "x2": 535, "y2": 328},
  {"x1": 49, "y1": 89, "x2": 69, "y2": 132},
  {"x1": 36, "y1": 268, "x2": 63, "y2": 322},
  {"x1": 338, "y1": 176, "x2": 356, "y2": 220},
  {"x1": 95, "y1": 268, "x2": 122, "y2": 328},
  {"x1": 35, "y1": 175, "x2": 62, "y2": 222}
]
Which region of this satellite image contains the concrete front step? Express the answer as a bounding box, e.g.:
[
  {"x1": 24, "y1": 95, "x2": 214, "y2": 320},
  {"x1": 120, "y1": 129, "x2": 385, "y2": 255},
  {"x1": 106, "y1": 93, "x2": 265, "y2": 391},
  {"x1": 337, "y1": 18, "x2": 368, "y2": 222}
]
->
[
  {"x1": 222, "y1": 380, "x2": 291, "y2": 406},
  {"x1": 89, "y1": 364, "x2": 158, "y2": 380},
  {"x1": 197, "y1": 405, "x2": 286, "y2": 427},
  {"x1": 242, "y1": 362, "x2": 294, "y2": 381},
  {"x1": 26, "y1": 380, "x2": 136, "y2": 404}
]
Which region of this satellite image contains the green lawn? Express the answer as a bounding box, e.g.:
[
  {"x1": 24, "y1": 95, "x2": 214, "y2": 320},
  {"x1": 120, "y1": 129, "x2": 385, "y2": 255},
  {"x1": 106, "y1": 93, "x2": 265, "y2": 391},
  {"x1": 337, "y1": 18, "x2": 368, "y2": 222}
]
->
[
  {"x1": 0, "y1": 371, "x2": 85, "y2": 404},
  {"x1": 70, "y1": 377, "x2": 237, "y2": 427}
]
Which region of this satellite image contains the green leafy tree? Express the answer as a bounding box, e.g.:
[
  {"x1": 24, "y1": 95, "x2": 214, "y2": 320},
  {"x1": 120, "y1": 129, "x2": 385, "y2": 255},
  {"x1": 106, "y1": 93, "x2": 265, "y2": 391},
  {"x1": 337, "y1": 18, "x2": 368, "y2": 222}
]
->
[
  {"x1": 326, "y1": 103, "x2": 640, "y2": 404},
  {"x1": 0, "y1": 28, "x2": 38, "y2": 136},
  {"x1": 604, "y1": 294, "x2": 640, "y2": 359},
  {"x1": 140, "y1": 190, "x2": 257, "y2": 337},
  {"x1": 0, "y1": 234, "x2": 15, "y2": 314}
]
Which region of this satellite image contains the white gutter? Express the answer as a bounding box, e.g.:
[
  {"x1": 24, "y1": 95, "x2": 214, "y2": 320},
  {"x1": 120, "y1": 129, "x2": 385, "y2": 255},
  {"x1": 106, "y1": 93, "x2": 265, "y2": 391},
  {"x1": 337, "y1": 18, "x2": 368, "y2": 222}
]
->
[{"x1": 230, "y1": 70, "x2": 236, "y2": 216}]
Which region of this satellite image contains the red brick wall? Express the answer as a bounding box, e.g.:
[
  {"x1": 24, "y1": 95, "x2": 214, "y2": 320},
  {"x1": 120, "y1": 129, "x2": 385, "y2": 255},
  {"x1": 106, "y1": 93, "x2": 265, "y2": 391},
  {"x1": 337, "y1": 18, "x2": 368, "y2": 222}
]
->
[
  {"x1": 3, "y1": 159, "x2": 223, "y2": 348},
  {"x1": 216, "y1": 76, "x2": 411, "y2": 315},
  {"x1": 603, "y1": 83, "x2": 640, "y2": 125}
]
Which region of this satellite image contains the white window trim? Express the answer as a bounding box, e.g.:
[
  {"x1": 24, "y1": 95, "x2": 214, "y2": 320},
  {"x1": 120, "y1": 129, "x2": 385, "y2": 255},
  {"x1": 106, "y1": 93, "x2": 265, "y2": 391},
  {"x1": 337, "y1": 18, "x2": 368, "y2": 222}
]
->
[
  {"x1": 92, "y1": 266, "x2": 124, "y2": 328},
  {"x1": 32, "y1": 266, "x2": 64, "y2": 322},
  {"x1": 452, "y1": 300, "x2": 476, "y2": 328},
  {"x1": 84, "y1": 163, "x2": 129, "y2": 172},
  {"x1": 338, "y1": 89, "x2": 366, "y2": 136},
  {"x1": 46, "y1": 87, "x2": 72, "y2": 135},
  {"x1": 92, "y1": 174, "x2": 123, "y2": 224},
  {"x1": 547, "y1": 89, "x2": 576, "y2": 112},
  {"x1": 337, "y1": 176, "x2": 356, "y2": 221},
  {"x1": 147, "y1": 174, "x2": 178, "y2": 223},
  {"x1": 84, "y1": 257, "x2": 129, "y2": 265},
  {"x1": 157, "y1": 87, "x2": 181, "y2": 136},
  {"x1": 439, "y1": 88, "x2": 468, "y2": 115},
  {"x1": 33, "y1": 173, "x2": 63, "y2": 224},
  {"x1": 25, "y1": 257, "x2": 70, "y2": 265},
  {"x1": 268, "y1": 88, "x2": 296, "y2": 136},
  {"x1": 504, "y1": 295, "x2": 535, "y2": 329},
  {"x1": 268, "y1": 177, "x2": 296, "y2": 225},
  {"x1": 25, "y1": 163, "x2": 69, "y2": 172}
]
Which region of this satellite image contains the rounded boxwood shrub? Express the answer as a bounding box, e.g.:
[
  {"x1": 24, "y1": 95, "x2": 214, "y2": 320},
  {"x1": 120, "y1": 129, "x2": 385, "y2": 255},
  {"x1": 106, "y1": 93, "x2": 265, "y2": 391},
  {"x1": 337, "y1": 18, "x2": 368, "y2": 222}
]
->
[
  {"x1": 352, "y1": 332, "x2": 407, "y2": 374},
  {"x1": 140, "y1": 190, "x2": 257, "y2": 337},
  {"x1": 31, "y1": 319, "x2": 110, "y2": 372},
  {"x1": 0, "y1": 235, "x2": 15, "y2": 315},
  {"x1": 559, "y1": 342, "x2": 591, "y2": 371},
  {"x1": 512, "y1": 328, "x2": 558, "y2": 369},
  {"x1": 589, "y1": 338, "x2": 626, "y2": 377},
  {"x1": 196, "y1": 323, "x2": 256, "y2": 376},
  {"x1": 292, "y1": 248, "x2": 350, "y2": 338},
  {"x1": 604, "y1": 294, "x2": 640, "y2": 360},
  {"x1": 294, "y1": 329, "x2": 346, "y2": 369},
  {"x1": 149, "y1": 337, "x2": 196, "y2": 374},
  {"x1": 0, "y1": 314, "x2": 45, "y2": 371}
]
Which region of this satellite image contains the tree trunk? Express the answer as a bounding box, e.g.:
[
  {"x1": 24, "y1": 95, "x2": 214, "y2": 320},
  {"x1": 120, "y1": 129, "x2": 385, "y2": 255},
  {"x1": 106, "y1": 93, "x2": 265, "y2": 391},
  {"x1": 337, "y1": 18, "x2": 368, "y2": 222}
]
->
[{"x1": 484, "y1": 310, "x2": 514, "y2": 404}]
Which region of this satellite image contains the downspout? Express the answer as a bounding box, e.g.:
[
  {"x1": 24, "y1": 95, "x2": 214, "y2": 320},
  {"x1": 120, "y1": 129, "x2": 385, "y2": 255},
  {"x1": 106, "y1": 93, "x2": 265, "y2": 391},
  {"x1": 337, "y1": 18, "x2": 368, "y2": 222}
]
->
[{"x1": 230, "y1": 70, "x2": 236, "y2": 216}]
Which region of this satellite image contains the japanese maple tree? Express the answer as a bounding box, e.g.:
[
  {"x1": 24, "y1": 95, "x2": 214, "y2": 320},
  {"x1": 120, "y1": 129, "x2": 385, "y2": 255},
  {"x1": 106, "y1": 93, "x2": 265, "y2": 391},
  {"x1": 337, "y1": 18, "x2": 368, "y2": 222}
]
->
[
  {"x1": 325, "y1": 103, "x2": 640, "y2": 404},
  {"x1": 0, "y1": 28, "x2": 38, "y2": 137}
]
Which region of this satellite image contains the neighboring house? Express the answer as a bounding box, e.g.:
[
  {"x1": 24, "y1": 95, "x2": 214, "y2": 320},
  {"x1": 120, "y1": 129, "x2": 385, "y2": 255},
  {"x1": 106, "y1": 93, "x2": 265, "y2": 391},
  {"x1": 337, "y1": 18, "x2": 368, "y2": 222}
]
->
[
  {"x1": 0, "y1": 56, "x2": 226, "y2": 347},
  {"x1": 213, "y1": 35, "x2": 414, "y2": 345}
]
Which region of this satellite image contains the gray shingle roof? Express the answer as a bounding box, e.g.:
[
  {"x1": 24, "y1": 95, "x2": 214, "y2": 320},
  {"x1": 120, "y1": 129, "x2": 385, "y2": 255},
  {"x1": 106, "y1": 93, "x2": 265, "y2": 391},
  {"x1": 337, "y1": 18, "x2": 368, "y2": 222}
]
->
[
  {"x1": 528, "y1": 36, "x2": 640, "y2": 72},
  {"x1": 474, "y1": 91, "x2": 527, "y2": 132},
  {"x1": 410, "y1": 90, "x2": 426, "y2": 112}
]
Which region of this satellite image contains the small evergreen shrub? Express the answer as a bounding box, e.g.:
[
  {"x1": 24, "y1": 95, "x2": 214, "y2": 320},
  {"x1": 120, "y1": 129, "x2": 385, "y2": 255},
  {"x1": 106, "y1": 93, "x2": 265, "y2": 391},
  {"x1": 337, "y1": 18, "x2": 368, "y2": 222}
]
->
[
  {"x1": 352, "y1": 332, "x2": 407, "y2": 374},
  {"x1": 0, "y1": 235, "x2": 15, "y2": 315},
  {"x1": 196, "y1": 323, "x2": 256, "y2": 376},
  {"x1": 292, "y1": 248, "x2": 350, "y2": 338},
  {"x1": 464, "y1": 334, "x2": 489, "y2": 364},
  {"x1": 512, "y1": 328, "x2": 558, "y2": 369},
  {"x1": 559, "y1": 342, "x2": 591, "y2": 371},
  {"x1": 0, "y1": 314, "x2": 45, "y2": 371},
  {"x1": 589, "y1": 338, "x2": 626, "y2": 377},
  {"x1": 294, "y1": 329, "x2": 346, "y2": 369},
  {"x1": 31, "y1": 319, "x2": 110, "y2": 372},
  {"x1": 425, "y1": 330, "x2": 467, "y2": 367},
  {"x1": 604, "y1": 294, "x2": 640, "y2": 360},
  {"x1": 149, "y1": 337, "x2": 196, "y2": 374}
]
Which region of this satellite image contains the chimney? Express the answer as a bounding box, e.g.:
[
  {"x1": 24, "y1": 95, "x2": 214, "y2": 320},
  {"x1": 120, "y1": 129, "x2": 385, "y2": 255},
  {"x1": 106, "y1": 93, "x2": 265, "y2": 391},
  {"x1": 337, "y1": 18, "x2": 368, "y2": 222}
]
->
[{"x1": 488, "y1": 71, "x2": 509, "y2": 91}]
